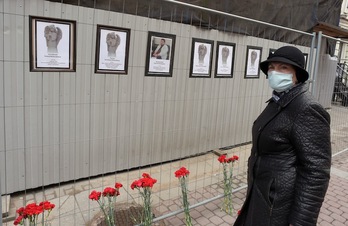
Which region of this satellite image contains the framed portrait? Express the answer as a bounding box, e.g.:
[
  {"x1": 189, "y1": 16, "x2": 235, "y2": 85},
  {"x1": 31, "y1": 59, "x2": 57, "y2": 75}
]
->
[
  {"x1": 214, "y1": 41, "x2": 235, "y2": 78},
  {"x1": 95, "y1": 25, "x2": 131, "y2": 74},
  {"x1": 29, "y1": 16, "x2": 76, "y2": 72},
  {"x1": 303, "y1": 53, "x2": 309, "y2": 69},
  {"x1": 245, "y1": 46, "x2": 262, "y2": 78},
  {"x1": 189, "y1": 38, "x2": 214, "y2": 78},
  {"x1": 145, "y1": 31, "x2": 176, "y2": 77}
]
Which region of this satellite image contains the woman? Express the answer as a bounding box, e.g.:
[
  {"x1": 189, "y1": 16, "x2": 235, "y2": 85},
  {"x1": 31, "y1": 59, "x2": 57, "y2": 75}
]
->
[{"x1": 234, "y1": 46, "x2": 331, "y2": 226}]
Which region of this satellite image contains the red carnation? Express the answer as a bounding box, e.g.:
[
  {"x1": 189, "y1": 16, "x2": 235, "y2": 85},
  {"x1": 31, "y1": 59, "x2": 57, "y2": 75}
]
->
[
  {"x1": 102, "y1": 187, "x2": 117, "y2": 197},
  {"x1": 13, "y1": 215, "x2": 23, "y2": 225},
  {"x1": 131, "y1": 179, "x2": 143, "y2": 190},
  {"x1": 16, "y1": 207, "x2": 25, "y2": 216},
  {"x1": 24, "y1": 203, "x2": 43, "y2": 216},
  {"x1": 141, "y1": 177, "x2": 157, "y2": 188},
  {"x1": 89, "y1": 190, "x2": 101, "y2": 201},
  {"x1": 115, "y1": 182, "x2": 123, "y2": 189},
  {"x1": 142, "y1": 173, "x2": 151, "y2": 178},
  {"x1": 39, "y1": 201, "x2": 55, "y2": 211},
  {"x1": 218, "y1": 155, "x2": 227, "y2": 163},
  {"x1": 175, "y1": 167, "x2": 190, "y2": 178}
]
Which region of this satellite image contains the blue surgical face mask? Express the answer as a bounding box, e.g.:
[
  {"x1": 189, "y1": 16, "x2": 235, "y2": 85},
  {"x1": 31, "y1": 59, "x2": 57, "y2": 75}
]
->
[{"x1": 267, "y1": 70, "x2": 294, "y2": 92}]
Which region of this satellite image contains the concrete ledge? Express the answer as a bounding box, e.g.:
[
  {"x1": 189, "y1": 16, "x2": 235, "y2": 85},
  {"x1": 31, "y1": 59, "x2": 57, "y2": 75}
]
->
[
  {"x1": 2, "y1": 195, "x2": 15, "y2": 223},
  {"x1": 2, "y1": 195, "x2": 10, "y2": 218}
]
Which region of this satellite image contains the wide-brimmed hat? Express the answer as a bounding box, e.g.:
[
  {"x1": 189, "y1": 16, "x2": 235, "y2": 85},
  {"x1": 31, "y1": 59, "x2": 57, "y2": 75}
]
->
[{"x1": 260, "y1": 46, "x2": 309, "y2": 82}]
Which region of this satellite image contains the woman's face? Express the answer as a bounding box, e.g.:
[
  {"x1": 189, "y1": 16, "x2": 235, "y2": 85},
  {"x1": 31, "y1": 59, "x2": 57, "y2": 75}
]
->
[{"x1": 268, "y1": 62, "x2": 298, "y2": 84}]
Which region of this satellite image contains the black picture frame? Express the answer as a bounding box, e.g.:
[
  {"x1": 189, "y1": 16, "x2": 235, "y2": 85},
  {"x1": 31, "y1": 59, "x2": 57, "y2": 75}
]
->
[
  {"x1": 29, "y1": 16, "x2": 76, "y2": 72},
  {"x1": 95, "y1": 25, "x2": 131, "y2": 74},
  {"x1": 214, "y1": 41, "x2": 235, "y2": 78},
  {"x1": 189, "y1": 38, "x2": 214, "y2": 78},
  {"x1": 145, "y1": 31, "x2": 176, "y2": 77},
  {"x1": 245, "y1": 46, "x2": 262, "y2": 78}
]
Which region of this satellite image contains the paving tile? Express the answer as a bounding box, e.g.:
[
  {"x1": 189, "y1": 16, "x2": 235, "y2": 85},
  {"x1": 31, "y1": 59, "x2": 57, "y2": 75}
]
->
[
  {"x1": 319, "y1": 221, "x2": 334, "y2": 226},
  {"x1": 331, "y1": 213, "x2": 346, "y2": 223},
  {"x1": 331, "y1": 220, "x2": 347, "y2": 226},
  {"x1": 208, "y1": 215, "x2": 224, "y2": 225}
]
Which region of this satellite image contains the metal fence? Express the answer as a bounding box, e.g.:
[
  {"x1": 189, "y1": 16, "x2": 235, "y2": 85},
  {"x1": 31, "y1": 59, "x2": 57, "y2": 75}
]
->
[{"x1": 0, "y1": 0, "x2": 344, "y2": 225}]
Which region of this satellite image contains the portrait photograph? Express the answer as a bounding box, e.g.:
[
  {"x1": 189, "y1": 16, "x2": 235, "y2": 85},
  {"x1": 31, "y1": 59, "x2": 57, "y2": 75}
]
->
[
  {"x1": 29, "y1": 16, "x2": 76, "y2": 72},
  {"x1": 95, "y1": 25, "x2": 130, "y2": 74},
  {"x1": 245, "y1": 46, "x2": 262, "y2": 78},
  {"x1": 215, "y1": 41, "x2": 235, "y2": 78},
  {"x1": 145, "y1": 31, "x2": 176, "y2": 77},
  {"x1": 190, "y1": 38, "x2": 214, "y2": 78}
]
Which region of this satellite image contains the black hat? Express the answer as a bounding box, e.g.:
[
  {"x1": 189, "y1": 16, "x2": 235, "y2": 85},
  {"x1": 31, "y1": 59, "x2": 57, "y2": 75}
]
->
[{"x1": 260, "y1": 46, "x2": 309, "y2": 83}]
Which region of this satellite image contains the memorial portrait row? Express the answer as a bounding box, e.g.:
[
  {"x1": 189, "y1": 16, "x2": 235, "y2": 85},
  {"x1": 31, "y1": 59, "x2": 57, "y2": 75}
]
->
[{"x1": 29, "y1": 16, "x2": 308, "y2": 79}]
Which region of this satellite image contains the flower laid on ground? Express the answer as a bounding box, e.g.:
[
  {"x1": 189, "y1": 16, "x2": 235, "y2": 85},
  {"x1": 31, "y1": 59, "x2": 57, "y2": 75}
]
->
[
  {"x1": 88, "y1": 182, "x2": 123, "y2": 226},
  {"x1": 131, "y1": 173, "x2": 157, "y2": 226},
  {"x1": 175, "y1": 167, "x2": 192, "y2": 226},
  {"x1": 14, "y1": 201, "x2": 55, "y2": 225},
  {"x1": 218, "y1": 154, "x2": 239, "y2": 215}
]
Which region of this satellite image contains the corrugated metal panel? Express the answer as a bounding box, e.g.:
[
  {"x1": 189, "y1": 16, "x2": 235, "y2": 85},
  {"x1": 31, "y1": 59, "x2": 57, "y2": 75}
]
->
[
  {"x1": 3, "y1": 14, "x2": 25, "y2": 62},
  {"x1": 0, "y1": 0, "x2": 313, "y2": 193},
  {"x1": 4, "y1": 0, "x2": 24, "y2": 16}
]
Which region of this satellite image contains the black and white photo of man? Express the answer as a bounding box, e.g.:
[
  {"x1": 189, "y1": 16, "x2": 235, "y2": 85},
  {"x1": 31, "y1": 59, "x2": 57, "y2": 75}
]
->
[
  {"x1": 106, "y1": 32, "x2": 121, "y2": 58},
  {"x1": 44, "y1": 24, "x2": 62, "y2": 53},
  {"x1": 221, "y1": 47, "x2": 230, "y2": 65},
  {"x1": 246, "y1": 47, "x2": 262, "y2": 77}
]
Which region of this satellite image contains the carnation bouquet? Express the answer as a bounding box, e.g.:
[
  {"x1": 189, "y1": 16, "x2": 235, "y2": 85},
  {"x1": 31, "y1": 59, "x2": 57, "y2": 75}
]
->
[
  {"x1": 131, "y1": 173, "x2": 157, "y2": 226},
  {"x1": 14, "y1": 201, "x2": 55, "y2": 226},
  {"x1": 89, "y1": 182, "x2": 123, "y2": 226}
]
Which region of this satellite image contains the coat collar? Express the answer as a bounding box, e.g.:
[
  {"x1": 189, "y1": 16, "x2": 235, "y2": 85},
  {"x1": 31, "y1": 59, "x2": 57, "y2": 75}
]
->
[{"x1": 267, "y1": 83, "x2": 309, "y2": 108}]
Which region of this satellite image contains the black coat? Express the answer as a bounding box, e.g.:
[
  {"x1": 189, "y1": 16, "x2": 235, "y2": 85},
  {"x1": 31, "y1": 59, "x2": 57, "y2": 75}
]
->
[{"x1": 234, "y1": 83, "x2": 331, "y2": 226}]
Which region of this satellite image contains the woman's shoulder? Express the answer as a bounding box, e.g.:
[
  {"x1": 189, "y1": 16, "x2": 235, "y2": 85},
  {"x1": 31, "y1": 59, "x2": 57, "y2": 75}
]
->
[{"x1": 293, "y1": 91, "x2": 330, "y2": 121}]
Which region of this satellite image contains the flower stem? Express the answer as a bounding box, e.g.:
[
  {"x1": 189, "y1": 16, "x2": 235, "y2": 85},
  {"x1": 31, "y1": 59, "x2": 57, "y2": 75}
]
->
[
  {"x1": 221, "y1": 163, "x2": 234, "y2": 215},
  {"x1": 180, "y1": 177, "x2": 193, "y2": 226},
  {"x1": 142, "y1": 188, "x2": 153, "y2": 226}
]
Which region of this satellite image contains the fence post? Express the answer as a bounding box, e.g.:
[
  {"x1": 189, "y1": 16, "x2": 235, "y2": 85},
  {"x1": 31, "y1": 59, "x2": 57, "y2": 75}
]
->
[
  {"x1": 312, "y1": 31, "x2": 322, "y2": 96},
  {"x1": 0, "y1": 169, "x2": 2, "y2": 226},
  {"x1": 308, "y1": 32, "x2": 316, "y2": 78}
]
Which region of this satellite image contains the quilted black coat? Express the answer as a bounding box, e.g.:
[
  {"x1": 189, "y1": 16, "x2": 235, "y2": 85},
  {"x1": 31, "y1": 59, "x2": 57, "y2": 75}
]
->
[{"x1": 234, "y1": 83, "x2": 331, "y2": 226}]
